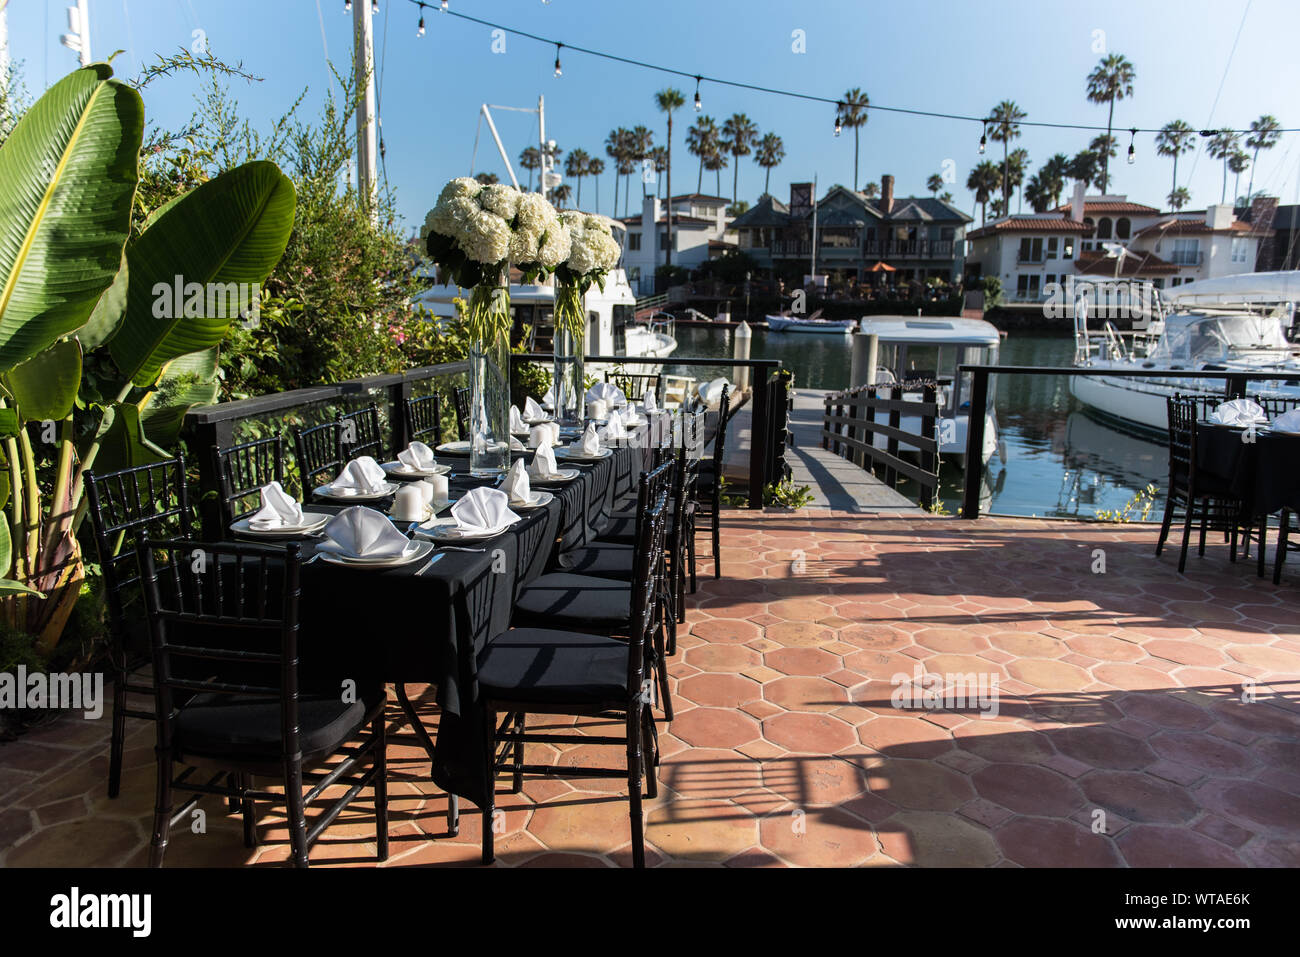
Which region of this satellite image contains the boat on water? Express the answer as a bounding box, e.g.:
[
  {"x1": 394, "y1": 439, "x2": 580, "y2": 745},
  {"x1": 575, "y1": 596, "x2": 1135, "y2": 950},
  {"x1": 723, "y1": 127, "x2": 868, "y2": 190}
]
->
[
  {"x1": 1069, "y1": 271, "x2": 1300, "y2": 432},
  {"x1": 857, "y1": 315, "x2": 1003, "y2": 465},
  {"x1": 766, "y1": 313, "x2": 856, "y2": 334}
]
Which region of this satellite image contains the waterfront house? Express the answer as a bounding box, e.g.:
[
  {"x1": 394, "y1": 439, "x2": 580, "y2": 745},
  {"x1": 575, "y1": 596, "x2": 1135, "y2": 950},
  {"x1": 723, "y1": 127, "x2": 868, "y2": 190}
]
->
[
  {"x1": 620, "y1": 193, "x2": 736, "y2": 295},
  {"x1": 730, "y1": 176, "x2": 972, "y2": 286}
]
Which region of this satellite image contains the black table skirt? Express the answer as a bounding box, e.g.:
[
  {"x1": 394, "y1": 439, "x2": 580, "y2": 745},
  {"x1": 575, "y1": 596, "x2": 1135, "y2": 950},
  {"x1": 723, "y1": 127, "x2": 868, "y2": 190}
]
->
[{"x1": 1197, "y1": 423, "x2": 1300, "y2": 516}]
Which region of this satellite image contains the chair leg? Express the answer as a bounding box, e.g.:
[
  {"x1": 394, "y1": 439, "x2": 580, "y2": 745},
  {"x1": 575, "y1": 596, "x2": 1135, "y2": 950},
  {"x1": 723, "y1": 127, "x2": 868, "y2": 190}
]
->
[
  {"x1": 1177, "y1": 496, "x2": 1197, "y2": 573},
  {"x1": 653, "y1": 624, "x2": 673, "y2": 722},
  {"x1": 1155, "y1": 491, "x2": 1176, "y2": 556},
  {"x1": 1257, "y1": 517, "x2": 1268, "y2": 578},
  {"x1": 148, "y1": 752, "x2": 174, "y2": 868},
  {"x1": 1274, "y1": 511, "x2": 1290, "y2": 585},
  {"x1": 511, "y1": 713, "x2": 525, "y2": 794},
  {"x1": 641, "y1": 705, "x2": 658, "y2": 800},
  {"x1": 1197, "y1": 506, "x2": 1209, "y2": 556},
  {"x1": 107, "y1": 658, "x2": 127, "y2": 799},
  {"x1": 373, "y1": 713, "x2": 389, "y2": 862},
  {"x1": 240, "y1": 774, "x2": 258, "y2": 849},
  {"x1": 712, "y1": 515, "x2": 722, "y2": 580},
  {"x1": 687, "y1": 528, "x2": 698, "y2": 593},
  {"x1": 226, "y1": 773, "x2": 240, "y2": 813},
  {"x1": 481, "y1": 708, "x2": 496, "y2": 865},
  {"x1": 284, "y1": 760, "x2": 310, "y2": 868},
  {"x1": 626, "y1": 707, "x2": 645, "y2": 869}
]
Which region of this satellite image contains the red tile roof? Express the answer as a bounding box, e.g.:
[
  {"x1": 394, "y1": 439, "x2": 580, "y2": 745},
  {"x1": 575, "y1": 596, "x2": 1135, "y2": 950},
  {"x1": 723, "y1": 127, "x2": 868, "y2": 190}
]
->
[
  {"x1": 1052, "y1": 201, "x2": 1161, "y2": 215},
  {"x1": 1073, "y1": 249, "x2": 1179, "y2": 276},
  {"x1": 1133, "y1": 217, "x2": 1254, "y2": 238},
  {"x1": 967, "y1": 217, "x2": 1089, "y2": 240}
]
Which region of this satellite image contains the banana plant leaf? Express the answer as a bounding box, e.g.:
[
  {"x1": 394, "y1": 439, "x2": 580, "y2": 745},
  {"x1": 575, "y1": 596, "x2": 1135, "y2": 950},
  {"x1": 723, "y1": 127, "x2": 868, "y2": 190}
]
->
[
  {"x1": 0, "y1": 64, "x2": 143, "y2": 375},
  {"x1": 3, "y1": 338, "x2": 82, "y2": 422},
  {"x1": 92, "y1": 402, "x2": 169, "y2": 475},
  {"x1": 137, "y1": 346, "x2": 220, "y2": 449},
  {"x1": 0, "y1": 522, "x2": 43, "y2": 597},
  {"x1": 109, "y1": 160, "x2": 295, "y2": 387}
]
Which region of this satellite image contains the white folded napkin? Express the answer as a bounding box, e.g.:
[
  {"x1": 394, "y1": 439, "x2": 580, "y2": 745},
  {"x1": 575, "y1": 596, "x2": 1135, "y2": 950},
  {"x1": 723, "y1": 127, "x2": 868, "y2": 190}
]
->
[
  {"x1": 248, "y1": 481, "x2": 305, "y2": 530},
  {"x1": 509, "y1": 405, "x2": 528, "y2": 433},
  {"x1": 524, "y1": 396, "x2": 547, "y2": 421},
  {"x1": 586, "y1": 381, "x2": 625, "y2": 406},
  {"x1": 397, "y1": 441, "x2": 438, "y2": 471},
  {"x1": 502, "y1": 458, "x2": 535, "y2": 505},
  {"x1": 509, "y1": 435, "x2": 525, "y2": 450},
  {"x1": 328, "y1": 456, "x2": 388, "y2": 493},
  {"x1": 529, "y1": 443, "x2": 559, "y2": 480},
  {"x1": 1271, "y1": 407, "x2": 1300, "y2": 432},
  {"x1": 642, "y1": 388, "x2": 658, "y2": 413},
  {"x1": 570, "y1": 422, "x2": 602, "y2": 456},
  {"x1": 451, "y1": 486, "x2": 519, "y2": 534},
  {"x1": 697, "y1": 377, "x2": 732, "y2": 411},
  {"x1": 317, "y1": 506, "x2": 410, "y2": 558},
  {"x1": 1209, "y1": 398, "x2": 1266, "y2": 426},
  {"x1": 599, "y1": 408, "x2": 626, "y2": 442}
]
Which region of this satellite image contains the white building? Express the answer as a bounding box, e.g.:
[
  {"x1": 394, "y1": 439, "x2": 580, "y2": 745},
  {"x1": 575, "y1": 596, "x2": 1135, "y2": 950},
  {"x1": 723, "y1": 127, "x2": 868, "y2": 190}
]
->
[{"x1": 619, "y1": 194, "x2": 735, "y2": 296}]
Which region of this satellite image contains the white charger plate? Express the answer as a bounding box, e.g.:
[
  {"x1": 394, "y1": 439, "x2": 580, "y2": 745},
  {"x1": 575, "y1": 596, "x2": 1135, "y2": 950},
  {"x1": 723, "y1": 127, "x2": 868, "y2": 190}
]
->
[
  {"x1": 317, "y1": 539, "x2": 434, "y2": 569},
  {"x1": 231, "y1": 512, "x2": 331, "y2": 538},
  {"x1": 416, "y1": 515, "x2": 521, "y2": 543},
  {"x1": 527, "y1": 467, "x2": 581, "y2": 485},
  {"x1": 313, "y1": 482, "x2": 400, "y2": 502},
  {"x1": 553, "y1": 447, "x2": 613, "y2": 461},
  {"x1": 381, "y1": 461, "x2": 451, "y2": 478},
  {"x1": 507, "y1": 490, "x2": 554, "y2": 511}
]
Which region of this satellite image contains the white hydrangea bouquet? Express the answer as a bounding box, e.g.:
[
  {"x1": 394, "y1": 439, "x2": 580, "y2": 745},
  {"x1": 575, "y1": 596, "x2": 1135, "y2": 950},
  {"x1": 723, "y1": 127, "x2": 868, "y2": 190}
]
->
[
  {"x1": 550, "y1": 211, "x2": 623, "y2": 427},
  {"x1": 424, "y1": 178, "x2": 570, "y2": 472}
]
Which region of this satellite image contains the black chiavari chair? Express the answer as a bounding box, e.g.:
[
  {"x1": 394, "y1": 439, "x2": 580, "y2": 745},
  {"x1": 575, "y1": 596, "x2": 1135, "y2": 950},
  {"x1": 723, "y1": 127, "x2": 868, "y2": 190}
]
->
[
  {"x1": 608, "y1": 371, "x2": 662, "y2": 406},
  {"x1": 215, "y1": 436, "x2": 285, "y2": 528},
  {"x1": 404, "y1": 392, "x2": 444, "y2": 446},
  {"x1": 138, "y1": 539, "x2": 388, "y2": 868},
  {"x1": 337, "y1": 403, "x2": 385, "y2": 461},
  {"x1": 85, "y1": 456, "x2": 194, "y2": 799},
  {"x1": 476, "y1": 466, "x2": 670, "y2": 867},
  {"x1": 293, "y1": 420, "x2": 344, "y2": 490},
  {"x1": 452, "y1": 387, "x2": 471, "y2": 441},
  {"x1": 692, "y1": 382, "x2": 730, "y2": 582}
]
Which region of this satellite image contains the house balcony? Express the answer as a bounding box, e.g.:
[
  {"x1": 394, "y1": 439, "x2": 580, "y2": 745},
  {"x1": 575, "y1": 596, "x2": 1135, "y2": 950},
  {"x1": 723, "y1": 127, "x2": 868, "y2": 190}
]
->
[{"x1": 767, "y1": 238, "x2": 958, "y2": 260}]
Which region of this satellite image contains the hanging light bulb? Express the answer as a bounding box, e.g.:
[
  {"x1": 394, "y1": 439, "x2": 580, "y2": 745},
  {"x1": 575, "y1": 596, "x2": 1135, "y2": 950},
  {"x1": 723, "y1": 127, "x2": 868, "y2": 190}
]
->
[
  {"x1": 344, "y1": 0, "x2": 352, "y2": 11},
  {"x1": 371, "y1": 0, "x2": 378, "y2": 13},
  {"x1": 441, "y1": 0, "x2": 448, "y2": 9},
  {"x1": 693, "y1": 76, "x2": 702, "y2": 112},
  {"x1": 834, "y1": 103, "x2": 843, "y2": 137},
  {"x1": 979, "y1": 121, "x2": 987, "y2": 155},
  {"x1": 1127, "y1": 128, "x2": 1137, "y2": 165},
  {"x1": 553, "y1": 43, "x2": 563, "y2": 78},
  {"x1": 417, "y1": 6, "x2": 425, "y2": 36}
]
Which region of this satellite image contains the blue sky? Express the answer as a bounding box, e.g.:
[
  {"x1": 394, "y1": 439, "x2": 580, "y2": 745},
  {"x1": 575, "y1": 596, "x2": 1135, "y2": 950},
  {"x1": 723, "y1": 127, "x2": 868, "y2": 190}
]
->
[{"x1": 6, "y1": 0, "x2": 1299, "y2": 232}]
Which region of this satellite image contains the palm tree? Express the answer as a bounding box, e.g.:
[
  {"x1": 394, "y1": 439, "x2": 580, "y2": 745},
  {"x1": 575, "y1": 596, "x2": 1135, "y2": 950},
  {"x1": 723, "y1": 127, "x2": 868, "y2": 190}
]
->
[
  {"x1": 551, "y1": 183, "x2": 572, "y2": 208},
  {"x1": 988, "y1": 100, "x2": 1027, "y2": 209},
  {"x1": 1167, "y1": 186, "x2": 1191, "y2": 211},
  {"x1": 721, "y1": 113, "x2": 758, "y2": 207},
  {"x1": 703, "y1": 149, "x2": 728, "y2": 196},
  {"x1": 1007, "y1": 148, "x2": 1030, "y2": 211},
  {"x1": 519, "y1": 146, "x2": 541, "y2": 191},
  {"x1": 1155, "y1": 120, "x2": 1195, "y2": 204},
  {"x1": 655, "y1": 87, "x2": 685, "y2": 265},
  {"x1": 648, "y1": 146, "x2": 669, "y2": 199},
  {"x1": 565, "y1": 148, "x2": 591, "y2": 208},
  {"x1": 1085, "y1": 53, "x2": 1136, "y2": 190},
  {"x1": 988, "y1": 197, "x2": 1009, "y2": 219},
  {"x1": 474, "y1": 172, "x2": 499, "y2": 185},
  {"x1": 1207, "y1": 129, "x2": 1240, "y2": 203},
  {"x1": 1024, "y1": 173, "x2": 1051, "y2": 212},
  {"x1": 754, "y1": 132, "x2": 785, "y2": 196},
  {"x1": 967, "y1": 161, "x2": 1001, "y2": 224},
  {"x1": 938, "y1": 191, "x2": 954, "y2": 204},
  {"x1": 587, "y1": 156, "x2": 606, "y2": 213},
  {"x1": 926, "y1": 173, "x2": 944, "y2": 198},
  {"x1": 1089, "y1": 135, "x2": 1117, "y2": 190},
  {"x1": 628, "y1": 125, "x2": 655, "y2": 203},
  {"x1": 1245, "y1": 114, "x2": 1282, "y2": 202},
  {"x1": 605, "y1": 128, "x2": 630, "y2": 219},
  {"x1": 1039, "y1": 153, "x2": 1070, "y2": 207},
  {"x1": 838, "y1": 87, "x2": 870, "y2": 191},
  {"x1": 862, "y1": 182, "x2": 879, "y2": 200},
  {"x1": 617, "y1": 150, "x2": 639, "y2": 218},
  {"x1": 1228, "y1": 150, "x2": 1251, "y2": 206},
  {"x1": 1068, "y1": 150, "x2": 1100, "y2": 193},
  {"x1": 686, "y1": 115, "x2": 720, "y2": 194}
]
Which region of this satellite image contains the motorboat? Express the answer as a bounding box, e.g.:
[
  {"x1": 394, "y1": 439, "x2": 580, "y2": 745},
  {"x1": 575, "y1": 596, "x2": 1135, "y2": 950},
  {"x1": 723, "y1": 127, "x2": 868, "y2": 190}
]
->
[
  {"x1": 766, "y1": 311, "x2": 856, "y2": 334},
  {"x1": 856, "y1": 315, "x2": 1003, "y2": 465},
  {"x1": 1069, "y1": 271, "x2": 1300, "y2": 432}
]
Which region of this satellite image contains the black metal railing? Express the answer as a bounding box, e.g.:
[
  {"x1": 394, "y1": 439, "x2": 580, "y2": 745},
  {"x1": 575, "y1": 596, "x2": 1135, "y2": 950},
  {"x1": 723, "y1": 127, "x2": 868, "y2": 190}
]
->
[
  {"x1": 958, "y1": 365, "x2": 1300, "y2": 519},
  {"x1": 822, "y1": 382, "x2": 940, "y2": 508}
]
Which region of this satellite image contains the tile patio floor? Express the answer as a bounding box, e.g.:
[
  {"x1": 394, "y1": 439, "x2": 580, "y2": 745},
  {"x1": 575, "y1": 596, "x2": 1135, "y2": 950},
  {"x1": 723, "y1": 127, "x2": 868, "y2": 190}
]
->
[{"x1": 2, "y1": 511, "x2": 1298, "y2": 867}]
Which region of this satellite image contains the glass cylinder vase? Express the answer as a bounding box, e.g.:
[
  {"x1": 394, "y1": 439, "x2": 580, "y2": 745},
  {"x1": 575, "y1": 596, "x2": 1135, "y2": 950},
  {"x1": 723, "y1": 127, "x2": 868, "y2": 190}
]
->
[
  {"x1": 466, "y1": 270, "x2": 512, "y2": 476},
  {"x1": 552, "y1": 281, "x2": 586, "y2": 431}
]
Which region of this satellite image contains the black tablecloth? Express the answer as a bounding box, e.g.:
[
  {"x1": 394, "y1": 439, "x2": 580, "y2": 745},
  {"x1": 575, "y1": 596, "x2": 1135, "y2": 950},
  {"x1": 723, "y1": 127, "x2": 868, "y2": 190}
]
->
[{"x1": 1196, "y1": 423, "x2": 1300, "y2": 516}]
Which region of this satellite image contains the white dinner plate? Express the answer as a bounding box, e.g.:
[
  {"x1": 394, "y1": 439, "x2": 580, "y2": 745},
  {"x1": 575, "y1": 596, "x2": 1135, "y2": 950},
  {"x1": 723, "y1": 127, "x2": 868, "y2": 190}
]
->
[
  {"x1": 507, "y1": 491, "x2": 554, "y2": 511},
  {"x1": 553, "y1": 447, "x2": 613, "y2": 462},
  {"x1": 317, "y1": 539, "x2": 434, "y2": 569},
  {"x1": 527, "y1": 468, "x2": 581, "y2": 485},
  {"x1": 313, "y1": 482, "x2": 400, "y2": 502},
  {"x1": 524, "y1": 414, "x2": 555, "y2": 425},
  {"x1": 231, "y1": 512, "x2": 331, "y2": 538},
  {"x1": 381, "y1": 461, "x2": 452, "y2": 478},
  {"x1": 416, "y1": 516, "x2": 521, "y2": 543}
]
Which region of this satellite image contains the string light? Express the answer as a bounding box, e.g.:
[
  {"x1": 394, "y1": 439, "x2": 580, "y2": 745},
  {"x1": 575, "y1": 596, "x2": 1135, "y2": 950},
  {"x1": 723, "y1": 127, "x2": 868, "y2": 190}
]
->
[
  {"x1": 834, "y1": 103, "x2": 843, "y2": 137},
  {"x1": 979, "y1": 121, "x2": 987, "y2": 155},
  {"x1": 372, "y1": 0, "x2": 379, "y2": 13},
  {"x1": 693, "y1": 76, "x2": 702, "y2": 112},
  {"x1": 554, "y1": 43, "x2": 563, "y2": 78},
  {"x1": 344, "y1": 0, "x2": 351, "y2": 11},
  {"x1": 441, "y1": 0, "x2": 448, "y2": 9},
  {"x1": 1127, "y1": 128, "x2": 1136, "y2": 165},
  {"x1": 417, "y1": 3, "x2": 425, "y2": 36}
]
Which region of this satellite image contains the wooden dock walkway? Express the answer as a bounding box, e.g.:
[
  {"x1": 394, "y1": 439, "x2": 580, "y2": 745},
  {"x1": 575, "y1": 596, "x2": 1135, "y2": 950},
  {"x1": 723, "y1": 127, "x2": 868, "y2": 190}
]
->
[{"x1": 723, "y1": 388, "x2": 919, "y2": 512}]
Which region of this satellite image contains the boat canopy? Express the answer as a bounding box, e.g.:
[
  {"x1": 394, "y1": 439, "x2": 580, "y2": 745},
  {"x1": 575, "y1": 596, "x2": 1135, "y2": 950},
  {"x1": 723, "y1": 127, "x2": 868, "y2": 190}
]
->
[
  {"x1": 858, "y1": 315, "x2": 1000, "y2": 345},
  {"x1": 1148, "y1": 313, "x2": 1291, "y2": 363},
  {"x1": 1161, "y1": 270, "x2": 1300, "y2": 307}
]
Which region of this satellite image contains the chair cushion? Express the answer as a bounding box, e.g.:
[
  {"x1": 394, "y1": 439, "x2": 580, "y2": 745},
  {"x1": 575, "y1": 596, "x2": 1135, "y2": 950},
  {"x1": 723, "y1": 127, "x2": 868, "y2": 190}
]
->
[
  {"x1": 514, "y1": 572, "x2": 630, "y2": 626},
  {"x1": 477, "y1": 628, "x2": 630, "y2": 704},
  {"x1": 597, "y1": 512, "x2": 677, "y2": 545},
  {"x1": 560, "y1": 542, "x2": 634, "y2": 579},
  {"x1": 173, "y1": 686, "x2": 380, "y2": 762}
]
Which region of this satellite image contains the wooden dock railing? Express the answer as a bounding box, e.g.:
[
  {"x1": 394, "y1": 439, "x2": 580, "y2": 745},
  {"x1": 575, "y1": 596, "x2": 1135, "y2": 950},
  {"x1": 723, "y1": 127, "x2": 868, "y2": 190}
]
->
[{"x1": 822, "y1": 382, "x2": 940, "y2": 509}]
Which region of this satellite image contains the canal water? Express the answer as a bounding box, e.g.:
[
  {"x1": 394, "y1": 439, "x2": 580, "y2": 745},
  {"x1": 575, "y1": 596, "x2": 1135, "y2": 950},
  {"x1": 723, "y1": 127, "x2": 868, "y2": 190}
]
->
[{"x1": 665, "y1": 324, "x2": 1168, "y2": 519}]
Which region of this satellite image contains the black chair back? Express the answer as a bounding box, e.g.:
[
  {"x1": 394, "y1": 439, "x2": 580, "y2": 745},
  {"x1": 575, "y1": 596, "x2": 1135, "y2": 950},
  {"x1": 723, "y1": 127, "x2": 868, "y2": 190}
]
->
[
  {"x1": 711, "y1": 383, "x2": 731, "y2": 479},
  {"x1": 86, "y1": 456, "x2": 194, "y2": 647},
  {"x1": 338, "y1": 403, "x2": 384, "y2": 461},
  {"x1": 1166, "y1": 394, "x2": 1197, "y2": 493},
  {"x1": 609, "y1": 371, "x2": 662, "y2": 405},
  {"x1": 1254, "y1": 394, "x2": 1300, "y2": 419},
  {"x1": 215, "y1": 436, "x2": 284, "y2": 527},
  {"x1": 452, "y1": 387, "x2": 471, "y2": 441},
  {"x1": 627, "y1": 463, "x2": 672, "y2": 695},
  {"x1": 138, "y1": 539, "x2": 304, "y2": 761},
  {"x1": 293, "y1": 420, "x2": 344, "y2": 490},
  {"x1": 405, "y1": 392, "x2": 444, "y2": 446}
]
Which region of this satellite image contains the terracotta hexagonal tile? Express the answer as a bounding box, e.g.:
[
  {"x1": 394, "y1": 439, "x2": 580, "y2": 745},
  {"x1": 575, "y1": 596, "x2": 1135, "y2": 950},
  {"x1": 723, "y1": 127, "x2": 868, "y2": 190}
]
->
[
  {"x1": 660, "y1": 748, "x2": 762, "y2": 799},
  {"x1": 763, "y1": 676, "x2": 850, "y2": 713},
  {"x1": 866, "y1": 758, "x2": 974, "y2": 811},
  {"x1": 857, "y1": 716, "x2": 954, "y2": 759},
  {"x1": 764, "y1": 646, "x2": 842, "y2": 677},
  {"x1": 645, "y1": 798, "x2": 759, "y2": 863},
  {"x1": 1148, "y1": 731, "x2": 1256, "y2": 775},
  {"x1": 1006, "y1": 658, "x2": 1092, "y2": 692},
  {"x1": 762, "y1": 712, "x2": 857, "y2": 754},
  {"x1": 677, "y1": 673, "x2": 762, "y2": 709},
  {"x1": 758, "y1": 806, "x2": 880, "y2": 866},
  {"x1": 683, "y1": 643, "x2": 761, "y2": 673},
  {"x1": 1116, "y1": 825, "x2": 1244, "y2": 867},
  {"x1": 1079, "y1": 770, "x2": 1199, "y2": 824},
  {"x1": 1053, "y1": 726, "x2": 1156, "y2": 770},
  {"x1": 689, "y1": 618, "x2": 763, "y2": 644},
  {"x1": 971, "y1": 764, "x2": 1085, "y2": 817},
  {"x1": 670, "y1": 707, "x2": 762, "y2": 750},
  {"x1": 762, "y1": 756, "x2": 868, "y2": 806},
  {"x1": 876, "y1": 810, "x2": 1001, "y2": 867},
  {"x1": 995, "y1": 817, "x2": 1122, "y2": 867}
]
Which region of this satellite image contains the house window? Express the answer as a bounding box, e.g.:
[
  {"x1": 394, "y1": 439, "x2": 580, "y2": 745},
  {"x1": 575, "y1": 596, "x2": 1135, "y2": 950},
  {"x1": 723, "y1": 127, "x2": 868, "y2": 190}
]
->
[
  {"x1": 1096, "y1": 218, "x2": 1113, "y2": 239},
  {"x1": 659, "y1": 232, "x2": 669, "y2": 251},
  {"x1": 1016, "y1": 274, "x2": 1041, "y2": 298},
  {"x1": 1018, "y1": 237, "x2": 1043, "y2": 262},
  {"x1": 1063, "y1": 239, "x2": 1075, "y2": 260},
  {"x1": 940, "y1": 226, "x2": 955, "y2": 240},
  {"x1": 628, "y1": 233, "x2": 642, "y2": 251},
  {"x1": 1047, "y1": 237, "x2": 1059, "y2": 259},
  {"x1": 1116, "y1": 218, "x2": 1131, "y2": 239},
  {"x1": 1172, "y1": 238, "x2": 1200, "y2": 266},
  {"x1": 1231, "y1": 237, "x2": 1249, "y2": 263}
]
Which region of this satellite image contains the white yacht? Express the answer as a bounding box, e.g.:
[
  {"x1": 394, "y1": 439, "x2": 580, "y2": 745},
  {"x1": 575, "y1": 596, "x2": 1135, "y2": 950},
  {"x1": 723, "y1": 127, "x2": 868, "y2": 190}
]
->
[
  {"x1": 1069, "y1": 271, "x2": 1300, "y2": 432},
  {"x1": 857, "y1": 315, "x2": 1003, "y2": 465}
]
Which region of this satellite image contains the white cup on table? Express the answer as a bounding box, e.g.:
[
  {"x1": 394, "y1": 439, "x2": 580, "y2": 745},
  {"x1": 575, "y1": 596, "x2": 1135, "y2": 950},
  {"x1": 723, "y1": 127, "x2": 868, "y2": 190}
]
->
[
  {"x1": 391, "y1": 484, "x2": 427, "y2": 522},
  {"x1": 588, "y1": 398, "x2": 608, "y2": 420},
  {"x1": 427, "y1": 473, "x2": 450, "y2": 507}
]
